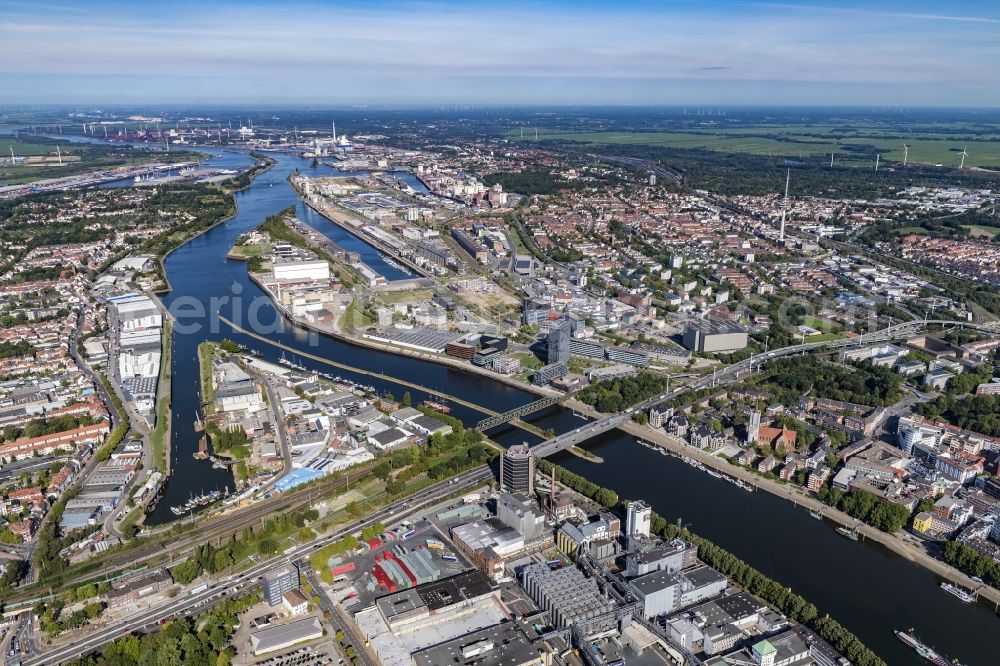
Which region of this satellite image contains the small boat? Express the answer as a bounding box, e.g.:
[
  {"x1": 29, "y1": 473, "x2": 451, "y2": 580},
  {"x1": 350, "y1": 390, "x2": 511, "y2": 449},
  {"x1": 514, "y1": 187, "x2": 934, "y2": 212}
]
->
[
  {"x1": 423, "y1": 400, "x2": 451, "y2": 414},
  {"x1": 836, "y1": 525, "x2": 860, "y2": 541},
  {"x1": 809, "y1": 509, "x2": 823, "y2": 519},
  {"x1": 940, "y1": 582, "x2": 975, "y2": 603}
]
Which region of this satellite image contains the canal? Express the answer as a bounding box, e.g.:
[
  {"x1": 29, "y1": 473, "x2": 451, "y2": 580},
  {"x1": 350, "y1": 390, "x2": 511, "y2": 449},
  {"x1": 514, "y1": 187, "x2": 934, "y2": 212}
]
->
[{"x1": 39, "y1": 138, "x2": 996, "y2": 665}]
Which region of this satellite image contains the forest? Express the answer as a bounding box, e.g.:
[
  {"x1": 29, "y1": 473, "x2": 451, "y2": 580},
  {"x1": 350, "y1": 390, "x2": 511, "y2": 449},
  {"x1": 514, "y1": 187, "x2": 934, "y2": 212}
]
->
[
  {"x1": 756, "y1": 357, "x2": 903, "y2": 407},
  {"x1": 482, "y1": 169, "x2": 581, "y2": 195},
  {"x1": 575, "y1": 372, "x2": 672, "y2": 413},
  {"x1": 919, "y1": 394, "x2": 1000, "y2": 438}
]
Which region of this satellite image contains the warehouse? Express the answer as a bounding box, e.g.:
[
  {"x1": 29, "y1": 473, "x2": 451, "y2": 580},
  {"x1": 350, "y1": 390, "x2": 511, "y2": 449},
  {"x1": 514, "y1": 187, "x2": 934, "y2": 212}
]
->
[
  {"x1": 249, "y1": 616, "x2": 323, "y2": 655},
  {"x1": 682, "y1": 318, "x2": 749, "y2": 353}
]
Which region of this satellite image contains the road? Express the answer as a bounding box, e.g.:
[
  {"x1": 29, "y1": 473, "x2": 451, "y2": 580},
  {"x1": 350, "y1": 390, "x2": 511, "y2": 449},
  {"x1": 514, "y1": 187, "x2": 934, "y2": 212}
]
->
[
  {"x1": 24, "y1": 465, "x2": 492, "y2": 665},
  {"x1": 301, "y1": 566, "x2": 375, "y2": 666},
  {"x1": 245, "y1": 367, "x2": 293, "y2": 489}
]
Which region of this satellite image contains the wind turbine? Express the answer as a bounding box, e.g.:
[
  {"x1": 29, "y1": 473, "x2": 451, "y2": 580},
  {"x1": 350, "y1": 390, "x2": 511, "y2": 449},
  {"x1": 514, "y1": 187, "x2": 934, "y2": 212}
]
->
[
  {"x1": 960, "y1": 145, "x2": 968, "y2": 169},
  {"x1": 902, "y1": 144, "x2": 909, "y2": 166}
]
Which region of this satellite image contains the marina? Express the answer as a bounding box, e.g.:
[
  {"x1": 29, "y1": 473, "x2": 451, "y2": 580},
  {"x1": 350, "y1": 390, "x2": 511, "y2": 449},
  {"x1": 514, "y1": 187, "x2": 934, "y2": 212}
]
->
[
  {"x1": 636, "y1": 439, "x2": 754, "y2": 492},
  {"x1": 169, "y1": 489, "x2": 226, "y2": 516}
]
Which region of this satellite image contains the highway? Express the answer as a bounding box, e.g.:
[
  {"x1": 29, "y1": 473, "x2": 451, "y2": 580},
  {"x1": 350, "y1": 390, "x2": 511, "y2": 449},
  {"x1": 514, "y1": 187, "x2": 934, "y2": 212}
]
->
[
  {"x1": 25, "y1": 465, "x2": 492, "y2": 665},
  {"x1": 531, "y1": 318, "x2": 996, "y2": 457}
]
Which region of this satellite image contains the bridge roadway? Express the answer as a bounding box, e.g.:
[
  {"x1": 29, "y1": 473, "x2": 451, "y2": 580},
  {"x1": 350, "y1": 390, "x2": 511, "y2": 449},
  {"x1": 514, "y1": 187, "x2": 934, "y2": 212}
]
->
[
  {"x1": 25, "y1": 466, "x2": 493, "y2": 666},
  {"x1": 531, "y1": 319, "x2": 998, "y2": 457}
]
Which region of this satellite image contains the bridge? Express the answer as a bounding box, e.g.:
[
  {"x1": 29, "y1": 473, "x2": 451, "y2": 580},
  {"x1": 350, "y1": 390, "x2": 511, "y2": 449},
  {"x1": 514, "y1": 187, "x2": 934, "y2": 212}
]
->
[
  {"x1": 476, "y1": 394, "x2": 568, "y2": 431},
  {"x1": 528, "y1": 318, "x2": 1000, "y2": 458}
]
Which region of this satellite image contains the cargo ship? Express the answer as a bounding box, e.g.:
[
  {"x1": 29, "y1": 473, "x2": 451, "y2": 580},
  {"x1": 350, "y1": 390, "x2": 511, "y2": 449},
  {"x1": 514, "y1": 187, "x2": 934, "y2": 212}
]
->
[
  {"x1": 894, "y1": 629, "x2": 964, "y2": 666},
  {"x1": 423, "y1": 400, "x2": 451, "y2": 414}
]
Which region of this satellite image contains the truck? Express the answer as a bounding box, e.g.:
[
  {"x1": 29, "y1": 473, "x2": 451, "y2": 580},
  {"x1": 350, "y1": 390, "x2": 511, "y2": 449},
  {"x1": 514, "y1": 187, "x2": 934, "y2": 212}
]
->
[{"x1": 189, "y1": 583, "x2": 208, "y2": 596}]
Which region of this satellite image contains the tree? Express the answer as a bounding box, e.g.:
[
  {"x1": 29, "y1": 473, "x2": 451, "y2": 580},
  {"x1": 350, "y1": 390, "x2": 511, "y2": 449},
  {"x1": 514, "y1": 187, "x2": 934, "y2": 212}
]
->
[
  {"x1": 401, "y1": 391, "x2": 412, "y2": 407},
  {"x1": 171, "y1": 558, "x2": 202, "y2": 585}
]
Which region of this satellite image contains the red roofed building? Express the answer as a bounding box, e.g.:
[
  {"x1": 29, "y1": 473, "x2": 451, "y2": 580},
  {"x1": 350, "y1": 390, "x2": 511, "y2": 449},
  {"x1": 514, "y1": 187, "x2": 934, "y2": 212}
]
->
[{"x1": 757, "y1": 425, "x2": 798, "y2": 453}]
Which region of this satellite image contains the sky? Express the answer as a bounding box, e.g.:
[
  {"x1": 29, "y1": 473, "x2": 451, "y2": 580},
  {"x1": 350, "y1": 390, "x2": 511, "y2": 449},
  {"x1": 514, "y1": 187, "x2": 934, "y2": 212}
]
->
[{"x1": 1, "y1": 0, "x2": 998, "y2": 106}]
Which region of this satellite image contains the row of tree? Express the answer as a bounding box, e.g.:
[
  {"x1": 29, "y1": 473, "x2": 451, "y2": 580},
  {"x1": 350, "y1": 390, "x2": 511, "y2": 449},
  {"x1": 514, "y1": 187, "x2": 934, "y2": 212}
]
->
[
  {"x1": 941, "y1": 540, "x2": 1000, "y2": 587},
  {"x1": 817, "y1": 487, "x2": 911, "y2": 533}
]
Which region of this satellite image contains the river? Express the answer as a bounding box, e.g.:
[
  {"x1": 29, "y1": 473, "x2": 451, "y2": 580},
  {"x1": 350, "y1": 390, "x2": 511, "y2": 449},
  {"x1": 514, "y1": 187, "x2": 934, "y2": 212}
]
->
[{"x1": 21, "y1": 137, "x2": 998, "y2": 664}]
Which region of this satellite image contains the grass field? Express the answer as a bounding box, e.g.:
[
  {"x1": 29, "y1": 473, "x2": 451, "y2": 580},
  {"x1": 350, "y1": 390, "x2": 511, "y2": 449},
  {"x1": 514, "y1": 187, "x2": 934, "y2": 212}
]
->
[
  {"x1": 514, "y1": 125, "x2": 1000, "y2": 168},
  {"x1": 2, "y1": 138, "x2": 65, "y2": 157},
  {"x1": 964, "y1": 224, "x2": 1000, "y2": 238}
]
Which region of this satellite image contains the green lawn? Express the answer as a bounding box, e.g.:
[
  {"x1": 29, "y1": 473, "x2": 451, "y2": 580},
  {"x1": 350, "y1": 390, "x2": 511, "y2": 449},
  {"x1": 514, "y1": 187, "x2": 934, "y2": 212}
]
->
[
  {"x1": 512, "y1": 351, "x2": 543, "y2": 370},
  {"x1": 801, "y1": 315, "x2": 841, "y2": 333},
  {"x1": 512, "y1": 127, "x2": 1000, "y2": 168},
  {"x1": 805, "y1": 333, "x2": 844, "y2": 343}
]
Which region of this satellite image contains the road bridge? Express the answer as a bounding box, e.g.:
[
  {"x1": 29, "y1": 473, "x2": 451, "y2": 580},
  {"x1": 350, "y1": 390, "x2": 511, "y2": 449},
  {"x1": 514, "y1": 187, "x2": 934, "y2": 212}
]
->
[{"x1": 530, "y1": 319, "x2": 999, "y2": 458}]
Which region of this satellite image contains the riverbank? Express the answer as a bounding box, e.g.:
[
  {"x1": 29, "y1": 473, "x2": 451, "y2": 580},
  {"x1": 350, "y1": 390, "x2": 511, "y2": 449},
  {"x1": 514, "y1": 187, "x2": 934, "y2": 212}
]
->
[
  {"x1": 290, "y1": 176, "x2": 431, "y2": 278},
  {"x1": 618, "y1": 416, "x2": 1000, "y2": 609},
  {"x1": 154, "y1": 153, "x2": 276, "y2": 294},
  {"x1": 240, "y1": 272, "x2": 557, "y2": 400}
]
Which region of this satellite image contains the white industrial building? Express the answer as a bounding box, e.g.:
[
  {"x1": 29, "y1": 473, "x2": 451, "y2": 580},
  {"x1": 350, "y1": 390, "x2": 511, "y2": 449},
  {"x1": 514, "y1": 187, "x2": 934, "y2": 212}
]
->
[{"x1": 272, "y1": 258, "x2": 330, "y2": 282}]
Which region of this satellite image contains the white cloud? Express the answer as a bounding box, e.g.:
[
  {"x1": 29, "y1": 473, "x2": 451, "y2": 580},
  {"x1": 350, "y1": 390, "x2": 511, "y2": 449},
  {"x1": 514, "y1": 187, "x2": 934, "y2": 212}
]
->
[{"x1": 0, "y1": 1, "x2": 996, "y2": 103}]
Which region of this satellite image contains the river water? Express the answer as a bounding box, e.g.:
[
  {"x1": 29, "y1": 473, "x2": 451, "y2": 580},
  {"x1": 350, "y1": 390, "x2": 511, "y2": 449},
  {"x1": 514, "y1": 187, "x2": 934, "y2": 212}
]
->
[{"x1": 23, "y1": 138, "x2": 998, "y2": 664}]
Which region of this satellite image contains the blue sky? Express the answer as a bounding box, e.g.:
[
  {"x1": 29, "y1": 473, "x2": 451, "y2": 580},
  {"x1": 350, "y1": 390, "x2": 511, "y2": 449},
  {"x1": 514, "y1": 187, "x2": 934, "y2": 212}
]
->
[{"x1": 1, "y1": 0, "x2": 998, "y2": 106}]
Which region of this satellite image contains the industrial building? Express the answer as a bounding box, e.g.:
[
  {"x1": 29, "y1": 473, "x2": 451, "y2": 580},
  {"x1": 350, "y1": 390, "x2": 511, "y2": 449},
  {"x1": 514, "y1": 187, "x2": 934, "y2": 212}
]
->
[
  {"x1": 625, "y1": 500, "x2": 652, "y2": 540},
  {"x1": 628, "y1": 564, "x2": 728, "y2": 618},
  {"x1": 682, "y1": 318, "x2": 749, "y2": 353},
  {"x1": 271, "y1": 258, "x2": 330, "y2": 282},
  {"x1": 412, "y1": 617, "x2": 546, "y2": 666},
  {"x1": 496, "y1": 492, "x2": 546, "y2": 539},
  {"x1": 625, "y1": 538, "x2": 698, "y2": 578},
  {"x1": 519, "y1": 563, "x2": 616, "y2": 631}
]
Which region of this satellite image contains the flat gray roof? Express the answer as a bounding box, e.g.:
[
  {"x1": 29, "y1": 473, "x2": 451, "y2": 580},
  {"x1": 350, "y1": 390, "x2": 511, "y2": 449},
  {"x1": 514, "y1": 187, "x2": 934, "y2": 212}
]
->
[
  {"x1": 250, "y1": 616, "x2": 323, "y2": 654},
  {"x1": 412, "y1": 620, "x2": 543, "y2": 666}
]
